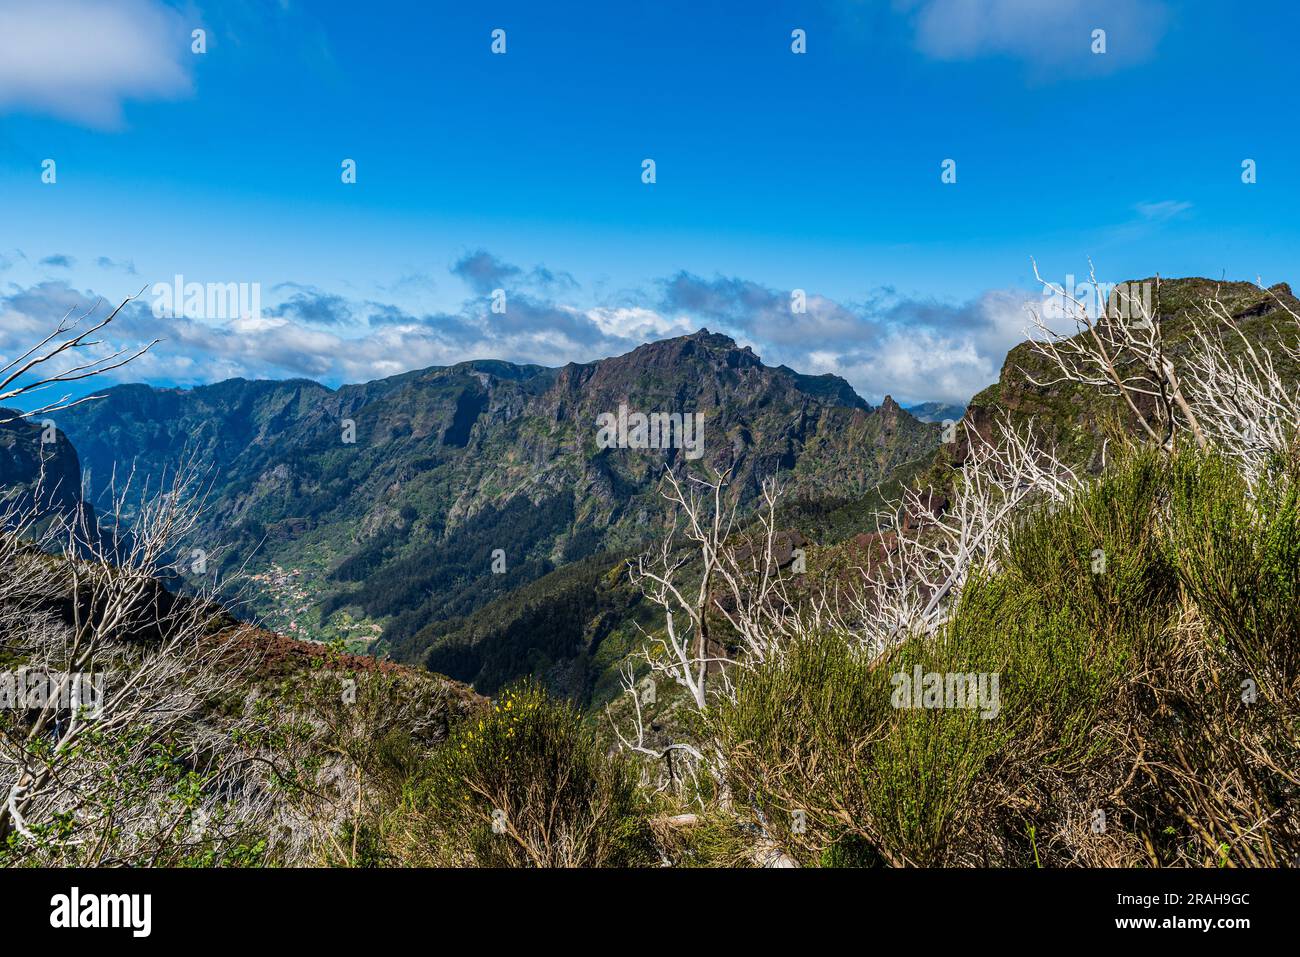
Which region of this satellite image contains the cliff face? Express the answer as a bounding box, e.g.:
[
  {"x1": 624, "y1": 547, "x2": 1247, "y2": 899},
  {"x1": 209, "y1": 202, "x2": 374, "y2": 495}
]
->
[{"x1": 0, "y1": 411, "x2": 85, "y2": 515}]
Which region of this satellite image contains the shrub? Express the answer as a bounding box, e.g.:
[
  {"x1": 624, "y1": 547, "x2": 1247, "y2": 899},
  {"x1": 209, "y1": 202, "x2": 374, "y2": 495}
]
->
[
  {"x1": 1168, "y1": 450, "x2": 1300, "y2": 699},
  {"x1": 1146, "y1": 449, "x2": 1300, "y2": 866},
  {"x1": 709, "y1": 448, "x2": 1290, "y2": 867},
  {"x1": 410, "y1": 682, "x2": 654, "y2": 867}
]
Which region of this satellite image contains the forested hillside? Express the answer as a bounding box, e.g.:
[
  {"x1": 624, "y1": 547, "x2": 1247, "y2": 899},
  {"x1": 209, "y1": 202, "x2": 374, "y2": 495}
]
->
[{"x1": 56, "y1": 331, "x2": 938, "y2": 693}]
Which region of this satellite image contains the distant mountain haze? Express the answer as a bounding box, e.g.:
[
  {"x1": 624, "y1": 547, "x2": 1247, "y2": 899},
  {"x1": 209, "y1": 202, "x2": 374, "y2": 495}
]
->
[{"x1": 905, "y1": 402, "x2": 967, "y2": 424}]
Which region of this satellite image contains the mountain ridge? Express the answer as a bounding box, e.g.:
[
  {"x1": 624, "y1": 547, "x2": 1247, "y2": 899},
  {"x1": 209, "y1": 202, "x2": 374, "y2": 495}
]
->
[{"x1": 53, "y1": 330, "x2": 938, "y2": 692}]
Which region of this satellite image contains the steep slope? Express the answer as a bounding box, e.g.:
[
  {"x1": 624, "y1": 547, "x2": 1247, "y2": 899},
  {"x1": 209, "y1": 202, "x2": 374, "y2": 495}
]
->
[
  {"x1": 0, "y1": 414, "x2": 102, "y2": 561},
  {"x1": 953, "y1": 277, "x2": 1300, "y2": 472},
  {"x1": 783, "y1": 276, "x2": 1300, "y2": 647}
]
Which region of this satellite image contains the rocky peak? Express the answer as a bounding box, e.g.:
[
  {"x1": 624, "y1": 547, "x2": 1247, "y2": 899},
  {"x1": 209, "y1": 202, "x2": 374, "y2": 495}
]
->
[{"x1": 621, "y1": 329, "x2": 761, "y2": 369}]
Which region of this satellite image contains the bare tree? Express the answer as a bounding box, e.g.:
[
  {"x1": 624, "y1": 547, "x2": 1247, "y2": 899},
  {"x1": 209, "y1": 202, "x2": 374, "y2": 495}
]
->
[
  {"x1": 626, "y1": 467, "x2": 736, "y2": 711},
  {"x1": 0, "y1": 293, "x2": 157, "y2": 424},
  {"x1": 0, "y1": 461, "x2": 268, "y2": 864},
  {"x1": 0, "y1": 297, "x2": 276, "y2": 864},
  {"x1": 1181, "y1": 284, "x2": 1300, "y2": 488},
  {"x1": 1027, "y1": 260, "x2": 1300, "y2": 483},
  {"x1": 1026, "y1": 259, "x2": 1206, "y2": 452},
  {"x1": 847, "y1": 415, "x2": 1079, "y2": 649},
  {"x1": 623, "y1": 414, "x2": 1077, "y2": 725},
  {"x1": 616, "y1": 467, "x2": 812, "y2": 815}
]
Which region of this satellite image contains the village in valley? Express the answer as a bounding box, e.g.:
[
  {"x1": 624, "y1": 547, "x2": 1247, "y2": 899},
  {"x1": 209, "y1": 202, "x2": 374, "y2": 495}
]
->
[{"x1": 248, "y1": 563, "x2": 383, "y2": 651}]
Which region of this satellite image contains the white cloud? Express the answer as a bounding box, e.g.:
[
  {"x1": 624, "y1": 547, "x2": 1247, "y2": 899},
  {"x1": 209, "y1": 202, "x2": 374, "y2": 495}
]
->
[
  {"x1": 786, "y1": 291, "x2": 1032, "y2": 405},
  {"x1": 0, "y1": 263, "x2": 1056, "y2": 410},
  {"x1": 1135, "y1": 199, "x2": 1192, "y2": 222},
  {"x1": 0, "y1": 0, "x2": 193, "y2": 128},
  {"x1": 658, "y1": 271, "x2": 1048, "y2": 403},
  {"x1": 585, "y1": 306, "x2": 695, "y2": 342},
  {"x1": 897, "y1": 0, "x2": 1168, "y2": 72}
]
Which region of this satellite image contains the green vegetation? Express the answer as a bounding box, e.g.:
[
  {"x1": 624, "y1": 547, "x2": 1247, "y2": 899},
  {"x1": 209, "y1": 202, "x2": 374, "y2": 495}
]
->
[
  {"x1": 402, "y1": 682, "x2": 655, "y2": 867},
  {"x1": 266, "y1": 443, "x2": 1296, "y2": 869},
  {"x1": 8, "y1": 282, "x2": 1298, "y2": 869},
  {"x1": 707, "y1": 447, "x2": 1298, "y2": 867},
  {"x1": 4, "y1": 451, "x2": 1294, "y2": 868}
]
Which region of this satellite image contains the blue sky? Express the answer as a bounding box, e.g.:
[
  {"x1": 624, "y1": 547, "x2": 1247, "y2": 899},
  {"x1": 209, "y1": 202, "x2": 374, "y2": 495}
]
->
[{"x1": 1, "y1": 0, "x2": 1296, "y2": 405}]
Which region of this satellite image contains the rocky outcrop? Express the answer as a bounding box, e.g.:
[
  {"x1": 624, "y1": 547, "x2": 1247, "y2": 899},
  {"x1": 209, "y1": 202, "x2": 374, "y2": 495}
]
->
[
  {"x1": 950, "y1": 277, "x2": 1300, "y2": 474},
  {"x1": 0, "y1": 410, "x2": 85, "y2": 515}
]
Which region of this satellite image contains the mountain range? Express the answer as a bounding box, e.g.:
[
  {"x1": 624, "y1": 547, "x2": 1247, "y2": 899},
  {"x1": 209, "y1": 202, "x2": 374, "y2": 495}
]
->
[
  {"x1": 15, "y1": 276, "x2": 1295, "y2": 703},
  {"x1": 49, "y1": 330, "x2": 938, "y2": 698}
]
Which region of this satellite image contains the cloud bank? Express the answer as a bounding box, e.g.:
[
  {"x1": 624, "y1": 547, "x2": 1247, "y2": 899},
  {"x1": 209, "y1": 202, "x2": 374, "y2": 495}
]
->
[{"x1": 0, "y1": 254, "x2": 1050, "y2": 405}]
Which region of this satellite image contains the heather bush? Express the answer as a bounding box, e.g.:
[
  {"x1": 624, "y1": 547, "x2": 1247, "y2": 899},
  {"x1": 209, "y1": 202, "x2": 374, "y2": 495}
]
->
[{"x1": 408, "y1": 682, "x2": 654, "y2": 867}]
